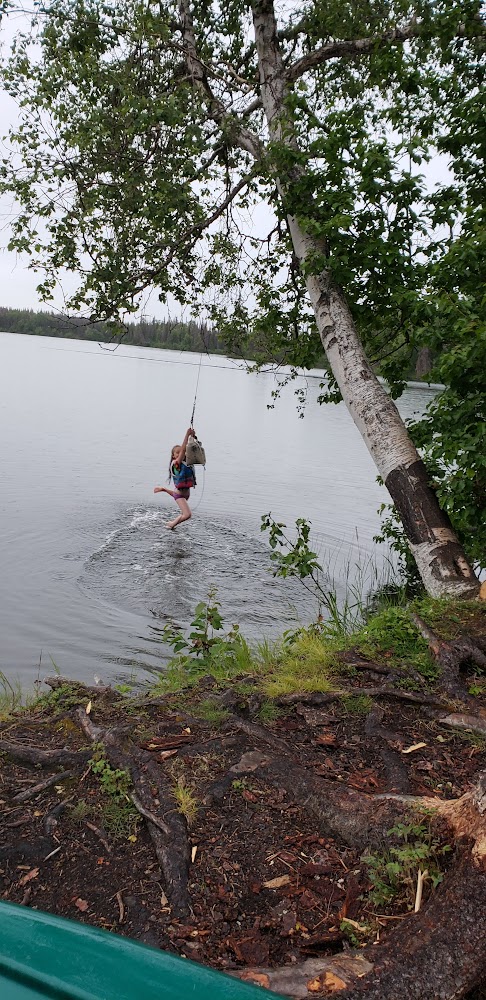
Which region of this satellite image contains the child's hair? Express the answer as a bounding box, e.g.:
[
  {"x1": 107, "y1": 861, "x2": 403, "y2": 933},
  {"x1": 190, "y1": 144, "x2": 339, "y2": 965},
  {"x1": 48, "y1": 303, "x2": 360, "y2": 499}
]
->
[{"x1": 167, "y1": 445, "x2": 179, "y2": 483}]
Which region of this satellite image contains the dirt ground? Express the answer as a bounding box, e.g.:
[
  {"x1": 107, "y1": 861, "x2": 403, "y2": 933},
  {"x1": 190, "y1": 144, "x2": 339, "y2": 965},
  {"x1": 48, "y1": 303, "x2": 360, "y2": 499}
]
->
[{"x1": 1, "y1": 608, "x2": 485, "y2": 997}]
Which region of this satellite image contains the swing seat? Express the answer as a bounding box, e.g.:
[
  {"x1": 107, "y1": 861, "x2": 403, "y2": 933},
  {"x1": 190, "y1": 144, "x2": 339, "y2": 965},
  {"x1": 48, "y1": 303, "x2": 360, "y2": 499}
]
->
[{"x1": 186, "y1": 434, "x2": 206, "y2": 466}]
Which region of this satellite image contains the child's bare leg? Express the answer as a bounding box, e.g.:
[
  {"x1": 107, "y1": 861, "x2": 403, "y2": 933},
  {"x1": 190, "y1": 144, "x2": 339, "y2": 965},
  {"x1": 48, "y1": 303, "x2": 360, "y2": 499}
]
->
[
  {"x1": 154, "y1": 486, "x2": 178, "y2": 497},
  {"x1": 166, "y1": 497, "x2": 191, "y2": 530}
]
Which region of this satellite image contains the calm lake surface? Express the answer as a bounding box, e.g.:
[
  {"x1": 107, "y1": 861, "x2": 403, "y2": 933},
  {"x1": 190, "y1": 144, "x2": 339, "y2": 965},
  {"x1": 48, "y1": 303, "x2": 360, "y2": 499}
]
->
[{"x1": 0, "y1": 332, "x2": 438, "y2": 687}]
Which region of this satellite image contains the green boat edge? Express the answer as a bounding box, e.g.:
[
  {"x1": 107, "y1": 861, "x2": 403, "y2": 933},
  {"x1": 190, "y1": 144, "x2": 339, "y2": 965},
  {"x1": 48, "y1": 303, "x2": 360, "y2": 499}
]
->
[{"x1": 0, "y1": 901, "x2": 282, "y2": 999}]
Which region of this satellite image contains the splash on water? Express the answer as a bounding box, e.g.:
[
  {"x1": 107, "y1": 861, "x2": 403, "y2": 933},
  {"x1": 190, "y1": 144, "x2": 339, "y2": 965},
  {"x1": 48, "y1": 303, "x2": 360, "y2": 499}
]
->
[{"x1": 81, "y1": 505, "x2": 323, "y2": 638}]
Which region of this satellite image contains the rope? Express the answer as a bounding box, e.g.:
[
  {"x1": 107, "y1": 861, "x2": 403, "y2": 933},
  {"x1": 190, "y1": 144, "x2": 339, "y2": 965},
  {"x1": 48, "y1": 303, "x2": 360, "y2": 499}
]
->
[
  {"x1": 190, "y1": 466, "x2": 206, "y2": 512},
  {"x1": 190, "y1": 352, "x2": 203, "y2": 426}
]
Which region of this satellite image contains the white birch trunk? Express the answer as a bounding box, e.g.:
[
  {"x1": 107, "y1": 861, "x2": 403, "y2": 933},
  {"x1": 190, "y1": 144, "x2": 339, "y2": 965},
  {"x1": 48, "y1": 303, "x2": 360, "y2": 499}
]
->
[{"x1": 251, "y1": 0, "x2": 478, "y2": 598}]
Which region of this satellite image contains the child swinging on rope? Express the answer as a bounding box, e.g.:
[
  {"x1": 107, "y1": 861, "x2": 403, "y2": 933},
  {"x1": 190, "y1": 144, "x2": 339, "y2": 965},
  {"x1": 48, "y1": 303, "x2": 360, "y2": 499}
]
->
[{"x1": 154, "y1": 426, "x2": 196, "y2": 530}]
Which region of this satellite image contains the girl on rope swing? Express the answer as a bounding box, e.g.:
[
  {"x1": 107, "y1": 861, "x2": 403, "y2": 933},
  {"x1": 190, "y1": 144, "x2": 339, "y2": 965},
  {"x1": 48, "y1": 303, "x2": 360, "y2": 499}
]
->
[{"x1": 154, "y1": 426, "x2": 196, "y2": 530}]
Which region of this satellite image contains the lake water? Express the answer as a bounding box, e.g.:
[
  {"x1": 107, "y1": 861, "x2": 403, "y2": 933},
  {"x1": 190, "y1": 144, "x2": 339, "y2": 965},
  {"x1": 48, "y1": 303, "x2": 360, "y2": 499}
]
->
[{"x1": 0, "y1": 332, "x2": 437, "y2": 688}]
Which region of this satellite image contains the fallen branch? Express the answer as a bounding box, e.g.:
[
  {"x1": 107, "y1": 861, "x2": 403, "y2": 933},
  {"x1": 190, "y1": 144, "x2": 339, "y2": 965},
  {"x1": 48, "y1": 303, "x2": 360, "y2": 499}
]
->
[
  {"x1": 226, "y1": 715, "x2": 292, "y2": 753},
  {"x1": 116, "y1": 890, "x2": 125, "y2": 924},
  {"x1": 231, "y1": 952, "x2": 373, "y2": 997},
  {"x1": 85, "y1": 820, "x2": 111, "y2": 853},
  {"x1": 44, "y1": 676, "x2": 114, "y2": 697},
  {"x1": 11, "y1": 770, "x2": 73, "y2": 803},
  {"x1": 44, "y1": 800, "x2": 69, "y2": 837}
]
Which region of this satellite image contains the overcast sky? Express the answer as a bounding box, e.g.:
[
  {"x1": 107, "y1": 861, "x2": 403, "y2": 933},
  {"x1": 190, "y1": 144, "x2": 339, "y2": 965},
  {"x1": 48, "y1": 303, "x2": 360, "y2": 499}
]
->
[
  {"x1": 0, "y1": 9, "x2": 59, "y2": 313},
  {"x1": 0, "y1": 86, "x2": 56, "y2": 313}
]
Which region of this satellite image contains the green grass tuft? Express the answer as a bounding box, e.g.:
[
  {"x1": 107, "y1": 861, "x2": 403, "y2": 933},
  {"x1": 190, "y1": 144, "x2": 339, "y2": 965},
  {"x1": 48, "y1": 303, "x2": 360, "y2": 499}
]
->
[
  {"x1": 262, "y1": 633, "x2": 340, "y2": 698},
  {"x1": 341, "y1": 693, "x2": 372, "y2": 715},
  {"x1": 196, "y1": 699, "x2": 229, "y2": 726}
]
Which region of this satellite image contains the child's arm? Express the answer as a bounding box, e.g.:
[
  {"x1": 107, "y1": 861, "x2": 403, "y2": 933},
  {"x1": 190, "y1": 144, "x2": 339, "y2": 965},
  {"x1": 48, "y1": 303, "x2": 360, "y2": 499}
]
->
[{"x1": 174, "y1": 427, "x2": 195, "y2": 465}]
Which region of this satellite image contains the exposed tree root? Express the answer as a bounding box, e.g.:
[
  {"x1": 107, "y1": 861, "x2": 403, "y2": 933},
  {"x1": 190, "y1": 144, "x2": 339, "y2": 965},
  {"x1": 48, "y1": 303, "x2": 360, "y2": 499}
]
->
[
  {"x1": 233, "y1": 753, "x2": 409, "y2": 848},
  {"x1": 0, "y1": 740, "x2": 90, "y2": 768},
  {"x1": 232, "y1": 853, "x2": 486, "y2": 999},
  {"x1": 228, "y1": 769, "x2": 486, "y2": 999},
  {"x1": 337, "y1": 649, "x2": 426, "y2": 688},
  {"x1": 277, "y1": 688, "x2": 448, "y2": 709},
  {"x1": 341, "y1": 853, "x2": 486, "y2": 1000},
  {"x1": 365, "y1": 706, "x2": 411, "y2": 793},
  {"x1": 44, "y1": 675, "x2": 117, "y2": 698},
  {"x1": 411, "y1": 614, "x2": 486, "y2": 703},
  {"x1": 231, "y1": 952, "x2": 373, "y2": 997},
  {"x1": 440, "y1": 713, "x2": 486, "y2": 737},
  {"x1": 72, "y1": 708, "x2": 191, "y2": 919},
  {"x1": 226, "y1": 715, "x2": 294, "y2": 753},
  {"x1": 43, "y1": 800, "x2": 69, "y2": 837}
]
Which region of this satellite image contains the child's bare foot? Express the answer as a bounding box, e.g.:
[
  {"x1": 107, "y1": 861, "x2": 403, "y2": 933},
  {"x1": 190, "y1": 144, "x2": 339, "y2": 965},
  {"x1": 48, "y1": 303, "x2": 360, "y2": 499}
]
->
[
  {"x1": 166, "y1": 520, "x2": 177, "y2": 530},
  {"x1": 154, "y1": 486, "x2": 168, "y2": 494}
]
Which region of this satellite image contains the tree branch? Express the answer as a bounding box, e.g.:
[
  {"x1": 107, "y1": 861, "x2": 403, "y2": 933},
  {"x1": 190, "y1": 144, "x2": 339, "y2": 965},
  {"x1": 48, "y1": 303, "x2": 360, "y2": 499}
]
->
[
  {"x1": 153, "y1": 170, "x2": 255, "y2": 254},
  {"x1": 178, "y1": 0, "x2": 262, "y2": 160},
  {"x1": 114, "y1": 169, "x2": 257, "y2": 303},
  {"x1": 287, "y1": 19, "x2": 482, "y2": 82}
]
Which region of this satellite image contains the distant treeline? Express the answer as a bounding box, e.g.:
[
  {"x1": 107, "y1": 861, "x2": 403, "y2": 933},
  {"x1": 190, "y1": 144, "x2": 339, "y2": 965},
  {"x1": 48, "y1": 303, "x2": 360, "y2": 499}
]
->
[
  {"x1": 0, "y1": 307, "x2": 224, "y2": 354},
  {"x1": 0, "y1": 306, "x2": 434, "y2": 379}
]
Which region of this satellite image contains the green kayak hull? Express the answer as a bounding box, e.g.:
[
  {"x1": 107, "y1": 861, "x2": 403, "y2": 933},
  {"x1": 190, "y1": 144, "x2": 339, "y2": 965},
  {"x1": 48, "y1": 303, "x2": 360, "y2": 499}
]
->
[{"x1": 0, "y1": 902, "x2": 280, "y2": 999}]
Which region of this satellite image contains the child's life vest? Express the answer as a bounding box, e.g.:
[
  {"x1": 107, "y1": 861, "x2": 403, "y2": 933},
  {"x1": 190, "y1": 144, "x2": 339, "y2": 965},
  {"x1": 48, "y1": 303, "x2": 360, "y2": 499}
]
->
[
  {"x1": 172, "y1": 461, "x2": 196, "y2": 489},
  {"x1": 185, "y1": 434, "x2": 206, "y2": 466}
]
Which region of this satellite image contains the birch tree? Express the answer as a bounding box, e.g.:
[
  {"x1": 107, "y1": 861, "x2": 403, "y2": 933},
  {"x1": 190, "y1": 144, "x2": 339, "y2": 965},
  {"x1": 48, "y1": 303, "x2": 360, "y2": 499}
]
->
[{"x1": 0, "y1": 0, "x2": 483, "y2": 596}]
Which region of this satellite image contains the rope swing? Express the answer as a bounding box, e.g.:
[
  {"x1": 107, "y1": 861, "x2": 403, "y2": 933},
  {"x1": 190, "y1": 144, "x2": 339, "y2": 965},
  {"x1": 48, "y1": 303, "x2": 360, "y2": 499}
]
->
[{"x1": 185, "y1": 352, "x2": 207, "y2": 467}]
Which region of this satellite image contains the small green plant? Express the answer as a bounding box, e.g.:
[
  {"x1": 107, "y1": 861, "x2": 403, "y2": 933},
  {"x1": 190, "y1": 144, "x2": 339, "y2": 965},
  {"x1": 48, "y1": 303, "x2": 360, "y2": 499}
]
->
[
  {"x1": 36, "y1": 682, "x2": 83, "y2": 712},
  {"x1": 100, "y1": 800, "x2": 139, "y2": 840},
  {"x1": 362, "y1": 819, "x2": 451, "y2": 910},
  {"x1": 340, "y1": 919, "x2": 371, "y2": 946},
  {"x1": 375, "y1": 501, "x2": 424, "y2": 596},
  {"x1": 451, "y1": 728, "x2": 486, "y2": 750},
  {"x1": 69, "y1": 799, "x2": 91, "y2": 824},
  {"x1": 159, "y1": 587, "x2": 253, "y2": 681},
  {"x1": 89, "y1": 750, "x2": 132, "y2": 800},
  {"x1": 262, "y1": 630, "x2": 339, "y2": 698},
  {"x1": 231, "y1": 778, "x2": 249, "y2": 791},
  {"x1": 172, "y1": 776, "x2": 198, "y2": 825},
  {"x1": 88, "y1": 747, "x2": 139, "y2": 839},
  {"x1": 261, "y1": 514, "x2": 350, "y2": 632},
  {"x1": 469, "y1": 683, "x2": 483, "y2": 697},
  {"x1": 353, "y1": 604, "x2": 438, "y2": 680},
  {"x1": 261, "y1": 514, "x2": 401, "y2": 638}
]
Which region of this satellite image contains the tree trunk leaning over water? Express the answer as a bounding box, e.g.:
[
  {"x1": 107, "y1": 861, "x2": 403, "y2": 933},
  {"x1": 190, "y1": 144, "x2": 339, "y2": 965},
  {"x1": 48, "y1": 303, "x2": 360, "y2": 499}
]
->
[{"x1": 250, "y1": 0, "x2": 478, "y2": 600}]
